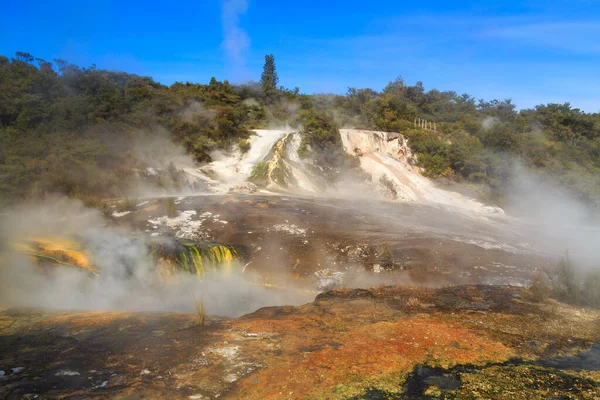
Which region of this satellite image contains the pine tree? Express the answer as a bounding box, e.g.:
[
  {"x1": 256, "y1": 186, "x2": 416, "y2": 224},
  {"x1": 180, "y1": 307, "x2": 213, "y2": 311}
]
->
[{"x1": 261, "y1": 54, "x2": 279, "y2": 95}]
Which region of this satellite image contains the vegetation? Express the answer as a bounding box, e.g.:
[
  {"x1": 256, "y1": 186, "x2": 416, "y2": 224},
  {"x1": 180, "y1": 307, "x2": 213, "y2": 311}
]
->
[
  {"x1": 530, "y1": 250, "x2": 600, "y2": 308},
  {"x1": 238, "y1": 138, "x2": 251, "y2": 153},
  {"x1": 529, "y1": 272, "x2": 551, "y2": 303},
  {"x1": 249, "y1": 161, "x2": 269, "y2": 182},
  {"x1": 193, "y1": 294, "x2": 206, "y2": 327},
  {"x1": 116, "y1": 198, "x2": 137, "y2": 212},
  {"x1": 333, "y1": 79, "x2": 600, "y2": 208},
  {"x1": 297, "y1": 109, "x2": 344, "y2": 166},
  {"x1": 260, "y1": 54, "x2": 279, "y2": 101},
  {"x1": 2, "y1": 51, "x2": 600, "y2": 210},
  {"x1": 0, "y1": 52, "x2": 265, "y2": 205}
]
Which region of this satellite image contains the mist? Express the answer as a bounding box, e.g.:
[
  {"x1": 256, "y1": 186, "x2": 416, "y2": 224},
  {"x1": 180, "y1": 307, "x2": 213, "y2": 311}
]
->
[
  {"x1": 0, "y1": 197, "x2": 311, "y2": 316},
  {"x1": 504, "y1": 162, "x2": 600, "y2": 271}
]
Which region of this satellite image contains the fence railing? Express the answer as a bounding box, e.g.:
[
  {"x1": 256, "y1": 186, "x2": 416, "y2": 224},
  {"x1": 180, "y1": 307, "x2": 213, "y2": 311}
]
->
[{"x1": 413, "y1": 118, "x2": 437, "y2": 131}]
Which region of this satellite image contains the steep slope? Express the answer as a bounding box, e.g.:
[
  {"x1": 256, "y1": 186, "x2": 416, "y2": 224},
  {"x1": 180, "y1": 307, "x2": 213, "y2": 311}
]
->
[
  {"x1": 183, "y1": 129, "x2": 292, "y2": 193},
  {"x1": 181, "y1": 128, "x2": 503, "y2": 220},
  {"x1": 340, "y1": 129, "x2": 504, "y2": 216}
]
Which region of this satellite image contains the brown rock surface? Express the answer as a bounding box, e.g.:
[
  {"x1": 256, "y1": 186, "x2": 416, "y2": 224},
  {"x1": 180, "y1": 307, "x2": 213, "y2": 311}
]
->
[{"x1": 1, "y1": 285, "x2": 599, "y2": 399}]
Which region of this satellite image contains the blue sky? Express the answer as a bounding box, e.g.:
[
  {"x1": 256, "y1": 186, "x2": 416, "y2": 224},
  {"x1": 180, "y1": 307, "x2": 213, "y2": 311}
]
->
[{"x1": 2, "y1": 0, "x2": 600, "y2": 111}]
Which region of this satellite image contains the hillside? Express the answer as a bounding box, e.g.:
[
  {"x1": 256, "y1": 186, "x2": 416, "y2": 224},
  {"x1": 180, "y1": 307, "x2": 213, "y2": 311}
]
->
[
  {"x1": 2, "y1": 51, "x2": 600, "y2": 399},
  {"x1": 1, "y1": 52, "x2": 600, "y2": 208}
]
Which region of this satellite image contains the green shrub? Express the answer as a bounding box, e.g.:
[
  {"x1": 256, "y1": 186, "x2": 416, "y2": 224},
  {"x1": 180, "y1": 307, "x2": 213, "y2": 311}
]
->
[
  {"x1": 529, "y1": 272, "x2": 551, "y2": 302},
  {"x1": 238, "y1": 138, "x2": 251, "y2": 153},
  {"x1": 540, "y1": 250, "x2": 600, "y2": 308},
  {"x1": 117, "y1": 197, "x2": 136, "y2": 212},
  {"x1": 553, "y1": 250, "x2": 580, "y2": 303},
  {"x1": 250, "y1": 161, "x2": 269, "y2": 182},
  {"x1": 582, "y1": 271, "x2": 600, "y2": 307},
  {"x1": 297, "y1": 109, "x2": 343, "y2": 161}
]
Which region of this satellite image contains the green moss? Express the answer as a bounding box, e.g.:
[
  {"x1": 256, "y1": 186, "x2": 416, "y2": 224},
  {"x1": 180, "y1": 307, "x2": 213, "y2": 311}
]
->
[
  {"x1": 250, "y1": 161, "x2": 269, "y2": 182},
  {"x1": 455, "y1": 364, "x2": 600, "y2": 399}
]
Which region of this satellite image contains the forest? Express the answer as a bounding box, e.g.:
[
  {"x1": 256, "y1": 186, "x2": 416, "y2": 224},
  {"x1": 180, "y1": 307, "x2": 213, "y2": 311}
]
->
[{"x1": 1, "y1": 51, "x2": 600, "y2": 208}]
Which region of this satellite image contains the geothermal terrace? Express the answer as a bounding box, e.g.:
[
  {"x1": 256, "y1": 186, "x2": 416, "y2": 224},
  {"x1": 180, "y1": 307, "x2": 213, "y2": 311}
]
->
[{"x1": 1, "y1": 129, "x2": 599, "y2": 399}]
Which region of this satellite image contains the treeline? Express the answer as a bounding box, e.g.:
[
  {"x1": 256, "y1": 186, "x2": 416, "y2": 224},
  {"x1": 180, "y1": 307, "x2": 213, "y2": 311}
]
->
[
  {"x1": 0, "y1": 52, "x2": 269, "y2": 204},
  {"x1": 1, "y1": 52, "x2": 600, "y2": 208},
  {"x1": 327, "y1": 78, "x2": 600, "y2": 206}
]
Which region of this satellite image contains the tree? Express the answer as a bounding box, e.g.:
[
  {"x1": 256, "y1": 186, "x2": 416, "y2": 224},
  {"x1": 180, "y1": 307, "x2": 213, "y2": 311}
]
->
[
  {"x1": 15, "y1": 52, "x2": 33, "y2": 63},
  {"x1": 260, "y1": 54, "x2": 279, "y2": 96}
]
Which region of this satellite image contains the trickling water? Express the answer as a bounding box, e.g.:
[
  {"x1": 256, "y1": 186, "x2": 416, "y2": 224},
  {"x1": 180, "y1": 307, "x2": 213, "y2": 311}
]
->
[
  {"x1": 150, "y1": 240, "x2": 241, "y2": 278},
  {"x1": 183, "y1": 129, "x2": 291, "y2": 193}
]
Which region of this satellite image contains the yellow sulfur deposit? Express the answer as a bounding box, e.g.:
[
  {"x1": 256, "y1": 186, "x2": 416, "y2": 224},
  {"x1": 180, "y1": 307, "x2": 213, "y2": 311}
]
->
[
  {"x1": 8, "y1": 237, "x2": 97, "y2": 274},
  {"x1": 155, "y1": 242, "x2": 239, "y2": 278}
]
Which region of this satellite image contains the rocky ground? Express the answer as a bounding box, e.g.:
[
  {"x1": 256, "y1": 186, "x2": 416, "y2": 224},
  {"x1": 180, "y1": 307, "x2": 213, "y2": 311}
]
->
[
  {"x1": 1, "y1": 285, "x2": 599, "y2": 399},
  {"x1": 1, "y1": 191, "x2": 590, "y2": 399},
  {"x1": 110, "y1": 194, "x2": 552, "y2": 289}
]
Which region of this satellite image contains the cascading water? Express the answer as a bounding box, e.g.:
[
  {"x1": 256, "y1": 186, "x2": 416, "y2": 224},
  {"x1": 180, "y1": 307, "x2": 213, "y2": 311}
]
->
[
  {"x1": 151, "y1": 240, "x2": 240, "y2": 278},
  {"x1": 12, "y1": 237, "x2": 242, "y2": 280},
  {"x1": 182, "y1": 128, "x2": 504, "y2": 218},
  {"x1": 183, "y1": 129, "x2": 292, "y2": 193},
  {"x1": 339, "y1": 129, "x2": 505, "y2": 216},
  {"x1": 4, "y1": 127, "x2": 529, "y2": 306}
]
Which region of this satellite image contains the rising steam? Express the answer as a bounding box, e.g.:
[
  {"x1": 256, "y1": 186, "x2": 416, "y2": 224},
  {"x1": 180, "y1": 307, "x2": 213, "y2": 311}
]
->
[
  {"x1": 221, "y1": 0, "x2": 250, "y2": 81},
  {"x1": 0, "y1": 197, "x2": 310, "y2": 316},
  {"x1": 504, "y1": 162, "x2": 600, "y2": 271}
]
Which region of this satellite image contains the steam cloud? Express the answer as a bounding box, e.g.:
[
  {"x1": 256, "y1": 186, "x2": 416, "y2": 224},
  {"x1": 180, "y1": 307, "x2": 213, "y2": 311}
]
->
[
  {"x1": 504, "y1": 163, "x2": 600, "y2": 271},
  {"x1": 221, "y1": 0, "x2": 250, "y2": 81},
  {"x1": 0, "y1": 197, "x2": 310, "y2": 316}
]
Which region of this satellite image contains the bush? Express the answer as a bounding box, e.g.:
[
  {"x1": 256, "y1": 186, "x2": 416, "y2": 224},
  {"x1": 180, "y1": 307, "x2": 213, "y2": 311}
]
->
[
  {"x1": 405, "y1": 297, "x2": 424, "y2": 310},
  {"x1": 540, "y1": 250, "x2": 600, "y2": 308},
  {"x1": 529, "y1": 272, "x2": 551, "y2": 302},
  {"x1": 553, "y1": 250, "x2": 580, "y2": 303},
  {"x1": 404, "y1": 130, "x2": 453, "y2": 178},
  {"x1": 582, "y1": 271, "x2": 600, "y2": 307},
  {"x1": 194, "y1": 294, "x2": 206, "y2": 327},
  {"x1": 117, "y1": 197, "x2": 136, "y2": 212},
  {"x1": 250, "y1": 161, "x2": 269, "y2": 182},
  {"x1": 238, "y1": 138, "x2": 250, "y2": 153},
  {"x1": 297, "y1": 109, "x2": 343, "y2": 161}
]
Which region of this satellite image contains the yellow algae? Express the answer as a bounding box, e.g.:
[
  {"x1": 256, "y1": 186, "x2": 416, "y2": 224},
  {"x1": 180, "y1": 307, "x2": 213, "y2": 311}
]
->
[
  {"x1": 205, "y1": 248, "x2": 217, "y2": 272},
  {"x1": 217, "y1": 246, "x2": 235, "y2": 276},
  {"x1": 189, "y1": 246, "x2": 205, "y2": 277},
  {"x1": 152, "y1": 243, "x2": 239, "y2": 279},
  {"x1": 8, "y1": 238, "x2": 97, "y2": 274},
  {"x1": 142, "y1": 203, "x2": 160, "y2": 211},
  {"x1": 179, "y1": 251, "x2": 190, "y2": 273}
]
